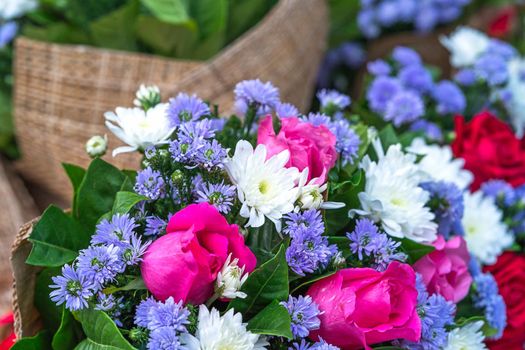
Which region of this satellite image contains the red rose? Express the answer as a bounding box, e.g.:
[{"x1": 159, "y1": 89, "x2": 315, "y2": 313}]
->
[
  {"x1": 452, "y1": 111, "x2": 525, "y2": 190},
  {"x1": 485, "y1": 252, "x2": 525, "y2": 350}
]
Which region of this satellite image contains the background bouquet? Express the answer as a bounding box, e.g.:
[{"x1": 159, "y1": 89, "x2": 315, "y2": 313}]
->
[{"x1": 12, "y1": 78, "x2": 507, "y2": 349}]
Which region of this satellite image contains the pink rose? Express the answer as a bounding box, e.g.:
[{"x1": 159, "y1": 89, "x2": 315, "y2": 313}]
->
[
  {"x1": 307, "y1": 262, "x2": 421, "y2": 349},
  {"x1": 414, "y1": 235, "x2": 472, "y2": 303},
  {"x1": 141, "y1": 203, "x2": 256, "y2": 304},
  {"x1": 257, "y1": 115, "x2": 337, "y2": 184}
]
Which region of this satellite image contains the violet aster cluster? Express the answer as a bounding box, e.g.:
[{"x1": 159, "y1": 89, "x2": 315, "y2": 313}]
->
[
  {"x1": 317, "y1": 89, "x2": 351, "y2": 111},
  {"x1": 195, "y1": 181, "x2": 236, "y2": 214},
  {"x1": 144, "y1": 215, "x2": 168, "y2": 236},
  {"x1": 96, "y1": 293, "x2": 125, "y2": 326},
  {"x1": 167, "y1": 93, "x2": 210, "y2": 128},
  {"x1": 481, "y1": 181, "x2": 525, "y2": 237},
  {"x1": 399, "y1": 274, "x2": 455, "y2": 349},
  {"x1": 317, "y1": 42, "x2": 366, "y2": 89},
  {"x1": 347, "y1": 218, "x2": 407, "y2": 270},
  {"x1": 291, "y1": 339, "x2": 341, "y2": 350},
  {"x1": 276, "y1": 102, "x2": 300, "y2": 118},
  {"x1": 420, "y1": 181, "x2": 464, "y2": 238},
  {"x1": 282, "y1": 295, "x2": 321, "y2": 338},
  {"x1": 328, "y1": 119, "x2": 361, "y2": 166},
  {"x1": 471, "y1": 269, "x2": 507, "y2": 339},
  {"x1": 234, "y1": 79, "x2": 280, "y2": 116},
  {"x1": 284, "y1": 210, "x2": 338, "y2": 276},
  {"x1": 358, "y1": 0, "x2": 471, "y2": 38},
  {"x1": 0, "y1": 21, "x2": 18, "y2": 48},
  {"x1": 135, "y1": 297, "x2": 190, "y2": 350},
  {"x1": 134, "y1": 166, "x2": 166, "y2": 200},
  {"x1": 50, "y1": 214, "x2": 150, "y2": 311},
  {"x1": 366, "y1": 46, "x2": 465, "y2": 137}
]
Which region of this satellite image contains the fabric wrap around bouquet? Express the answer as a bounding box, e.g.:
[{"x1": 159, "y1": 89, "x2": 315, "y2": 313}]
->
[{"x1": 12, "y1": 0, "x2": 327, "y2": 204}]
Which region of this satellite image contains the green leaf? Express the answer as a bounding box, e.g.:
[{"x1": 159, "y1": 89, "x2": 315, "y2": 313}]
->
[
  {"x1": 112, "y1": 191, "x2": 148, "y2": 215},
  {"x1": 247, "y1": 300, "x2": 292, "y2": 339},
  {"x1": 398, "y1": 238, "x2": 435, "y2": 264},
  {"x1": 74, "y1": 310, "x2": 135, "y2": 350},
  {"x1": 378, "y1": 124, "x2": 399, "y2": 150},
  {"x1": 226, "y1": 0, "x2": 277, "y2": 44},
  {"x1": 229, "y1": 244, "x2": 289, "y2": 317},
  {"x1": 104, "y1": 277, "x2": 147, "y2": 294},
  {"x1": 90, "y1": 0, "x2": 139, "y2": 51},
  {"x1": 74, "y1": 339, "x2": 122, "y2": 350},
  {"x1": 65, "y1": 0, "x2": 127, "y2": 28},
  {"x1": 189, "y1": 0, "x2": 228, "y2": 39},
  {"x1": 62, "y1": 163, "x2": 86, "y2": 213},
  {"x1": 140, "y1": 0, "x2": 192, "y2": 25},
  {"x1": 34, "y1": 267, "x2": 63, "y2": 332},
  {"x1": 75, "y1": 158, "x2": 128, "y2": 230},
  {"x1": 52, "y1": 308, "x2": 84, "y2": 350},
  {"x1": 12, "y1": 331, "x2": 52, "y2": 350},
  {"x1": 290, "y1": 271, "x2": 336, "y2": 294},
  {"x1": 342, "y1": 123, "x2": 370, "y2": 176},
  {"x1": 27, "y1": 206, "x2": 90, "y2": 266},
  {"x1": 245, "y1": 221, "x2": 283, "y2": 264},
  {"x1": 326, "y1": 170, "x2": 365, "y2": 234}
]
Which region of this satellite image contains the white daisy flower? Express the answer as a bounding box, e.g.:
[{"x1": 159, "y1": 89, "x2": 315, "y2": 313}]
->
[
  {"x1": 440, "y1": 27, "x2": 490, "y2": 68},
  {"x1": 181, "y1": 305, "x2": 268, "y2": 350},
  {"x1": 407, "y1": 138, "x2": 473, "y2": 190},
  {"x1": 216, "y1": 254, "x2": 249, "y2": 300},
  {"x1": 503, "y1": 58, "x2": 525, "y2": 137},
  {"x1": 462, "y1": 191, "x2": 513, "y2": 265},
  {"x1": 444, "y1": 321, "x2": 488, "y2": 350},
  {"x1": 350, "y1": 141, "x2": 437, "y2": 243},
  {"x1": 224, "y1": 140, "x2": 301, "y2": 232},
  {"x1": 104, "y1": 103, "x2": 174, "y2": 156}
]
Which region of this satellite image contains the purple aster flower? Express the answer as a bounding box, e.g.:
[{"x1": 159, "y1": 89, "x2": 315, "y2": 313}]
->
[
  {"x1": 328, "y1": 119, "x2": 361, "y2": 166},
  {"x1": 286, "y1": 236, "x2": 337, "y2": 276},
  {"x1": 399, "y1": 274, "x2": 455, "y2": 349},
  {"x1": 304, "y1": 112, "x2": 331, "y2": 127},
  {"x1": 169, "y1": 138, "x2": 200, "y2": 164},
  {"x1": 147, "y1": 327, "x2": 183, "y2": 350},
  {"x1": 311, "y1": 339, "x2": 340, "y2": 350},
  {"x1": 367, "y1": 59, "x2": 391, "y2": 76},
  {"x1": 196, "y1": 181, "x2": 236, "y2": 214},
  {"x1": 167, "y1": 93, "x2": 210, "y2": 128},
  {"x1": 358, "y1": 9, "x2": 380, "y2": 39},
  {"x1": 384, "y1": 91, "x2": 424, "y2": 126},
  {"x1": 275, "y1": 102, "x2": 299, "y2": 118},
  {"x1": 290, "y1": 340, "x2": 312, "y2": 350},
  {"x1": 91, "y1": 213, "x2": 137, "y2": 248},
  {"x1": 366, "y1": 76, "x2": 403, "y2": 113},
  {"x1": 194, "y1": 139, "x2": 227, "y2": 169},
  {"x1": 455, "y1": 69, "x2": 477, "y2": 86},
  {"x1": 135, "y1": 297, "x2": 158, "y2": 328},
  {"x1": 481, "y1": 180, "x2": 516, "y2": 206},
  {"x1": 397, "y1": 0, "x2": 417, "y2": 21},
  {"x1": 234, "y1": 79, "x2": 280, "y2": 116},
  {"x1": 76, "y1": 245, "x2": 125, "y2": 286},
  {"x1": 347, "y1": 218, "x2": 381, "y2": 260},
  {"x1": 415, "y1": 5, "x2": 438, "y2": 32},
  {"x1": 0, "y1": 22, "x2": 18, "y2": 48},
  {"x1": 376, "y1": 1, "x2": 400, "y2": 26},
  {"x1": 134, "y1": 166, "x2": 165, "y2": 200},
  {"x1": 120, "y1": 234, "x2": 151, "y2": 266},
  {"x1": 178, "y1": 119, "x2": 217, "y2": 141},
  {"x1": 475, "y1": 54, "x2": 509, "y2": 86},
  {"x1": 317, "y1": 50, "x2": 340, "y2": 88},
  {"x1": 95, "y1": 293, "x2": 124, "y2": 327},
  {"x1": 398, "y1": 65, "x2": 434, "y2": 92},
  {"x1": 487, "y1": 39, "x2": 518, "y2": 60},
  {"x1": 50, "y1": 265, "x2": 95, "y2": 311},
  {"x1": 432, "y1": 80, "x2": 466, "y2": 115},
  {"x1": 147, "y1": 297, "x2": 190, "y2": 331},
  {"x1": 145, "y1": 215, "x2": 168, "y2": 236},
  {"x1": 410, "y1": 120, "x2": 443, "y2": 142},
  {"x1": 338, "y1": 42, "x2": 366, "y2": 69},
  {"x1": 317, "y1": 89, "x2": 351, "y2": 111},
  {"x1": 420, "y1": 181, "x2": 464, "y2": 238},
  {"x1": 284, "y1": 210, "x2": 325, "y2": 238},
  {"x1": 392, "y1": 47, "x2": 422, "y2": 67},
  {"x1": 144, "y1": 146, "x2": 156, "y2": 159},
  {"x1": 472, "y1": 272, "x2": 507, "y2": 339},
  {"x1": 372, "y1": 233, "x2": 407, "y2": 271},
  {"x1": 282, "y1": 295, "x2": 321, "y2": 338}
]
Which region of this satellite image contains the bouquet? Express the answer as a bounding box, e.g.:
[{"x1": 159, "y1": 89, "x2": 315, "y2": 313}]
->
[{"x1": 13, "y1": 79, "x2": 509, "y2": 349}]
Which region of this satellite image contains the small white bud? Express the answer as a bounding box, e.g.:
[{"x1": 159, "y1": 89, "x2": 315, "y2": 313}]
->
[
  {"x1": 133, "y1": 84, "x2": 161, "y2": 109},
  {"x1": 215, "y1": 254, "x2": 249, "y2": 299},
  {"x1": 85, "y1": 135, "x2": 108, "y2": 158},
  {"x1": 297, "y1": 181, "x2": 345, "y2": 210}
]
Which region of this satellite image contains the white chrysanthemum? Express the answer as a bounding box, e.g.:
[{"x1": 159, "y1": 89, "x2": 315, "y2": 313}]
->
[
  {"x1": 0, "y1": 0, "x2": 36, "y2": 20},
  {"x1": 105, "y1": 103, "x2": 174, "y2": 156},
  {"x1": 225, "y1": 140, "x2": 301, "y2": 232},
  {"x1": 407, "y1": 138, "x2": 473, "y2": 190},
  {"x1": 444, "y1": 321, "x2": 488, "y2": 350},
  {"x1": 296, "y1": 174, "x2": 345, "y2": 210},
  {"x1": 85, "y1": 135, "x2": 108, "y2": 158},
  {"x1": 462, "y1": 191, "x2": 513, "y2": 265},
  {"x1": 440, "y1": 27, "x2": 490, "y2": 68},
  {"x1": 504, "y1": 58, "x2": 525, "y2": 137},
  {"x1": 181, "y1": 305, "x2": 268, "y2": 350},
  {"x1": 216, "y1": 254, "x2": 249, "y2": 300},
  {"x1": 351, "y1": 142, "x2": 437, "y2": 243}
]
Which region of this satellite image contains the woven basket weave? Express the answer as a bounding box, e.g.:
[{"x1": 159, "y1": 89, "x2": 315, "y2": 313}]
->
[{"x1": 13, "y1": 0, "x2": 328, "y2": 205}]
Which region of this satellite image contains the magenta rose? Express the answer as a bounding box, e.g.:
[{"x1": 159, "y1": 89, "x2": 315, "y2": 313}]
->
[
  {"x1": 257, "y1": 115, "x2": 337, "y2": 184},
  {"x1": 413, "y1": 235, "x2": 472, "y2": 303},
  {"x1": 307, "y1": 262, "x2": 421, "y2": 349},
  {"x1": 141, "y1": 203, "x2": 257, "y2": 304}
]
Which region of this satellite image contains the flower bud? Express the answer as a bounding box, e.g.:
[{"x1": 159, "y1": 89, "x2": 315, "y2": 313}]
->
[
  {"x1": 215, "y1": 254, "x2": 249, "y2": 299},
  {"x1": 85, "y1": 135, "x2": 107, "y2": 158},
  {"x1": 133, "y1": 84, "x2": 161, "y2": 110}
]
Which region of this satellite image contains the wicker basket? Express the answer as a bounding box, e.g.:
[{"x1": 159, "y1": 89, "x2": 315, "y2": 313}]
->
[{"x1": 13, "y1": 0, "x2": 328, "y2": 205}]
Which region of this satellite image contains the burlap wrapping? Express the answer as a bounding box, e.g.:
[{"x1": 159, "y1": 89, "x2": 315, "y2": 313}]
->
[
  {"x1": 13, "y1": 0, "x2": 328, "y2": 205},
  {"x1": 11, "y1": 0, "x2": 328, "y2": 337}
]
